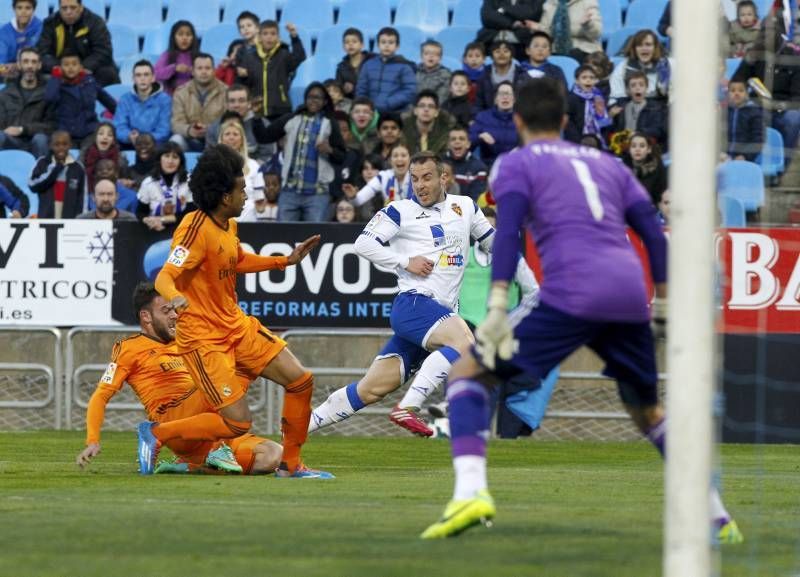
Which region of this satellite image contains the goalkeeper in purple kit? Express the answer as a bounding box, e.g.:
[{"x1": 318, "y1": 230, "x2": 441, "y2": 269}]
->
[{"x1": 421, "y1": 78, "x2": 742, "y2": 544}]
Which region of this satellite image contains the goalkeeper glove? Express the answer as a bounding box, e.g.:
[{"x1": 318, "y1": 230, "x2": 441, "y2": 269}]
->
[{"x1": 475, "y1": 285, "x2": 517, "y2": 370}]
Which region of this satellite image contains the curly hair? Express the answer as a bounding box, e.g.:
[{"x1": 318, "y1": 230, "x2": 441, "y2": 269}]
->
[{"x1": 189, "y1": 144, "x2": 244, "y2": 212}]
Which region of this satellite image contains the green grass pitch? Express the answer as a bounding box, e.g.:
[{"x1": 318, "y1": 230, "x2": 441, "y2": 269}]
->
[{"x1": 0, "y1": 432, "x2": 797, "y2": 577}]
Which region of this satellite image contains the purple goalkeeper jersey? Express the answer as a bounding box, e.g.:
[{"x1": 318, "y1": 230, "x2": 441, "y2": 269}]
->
[{"x1": 491, "y1": 139, "x2": 652, "y2": 322}]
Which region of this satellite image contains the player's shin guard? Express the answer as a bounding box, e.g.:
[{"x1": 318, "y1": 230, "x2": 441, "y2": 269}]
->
[
  {"x1": 280, "y1": 372, "x2": 314, "y2": 473},
  {"x1": 398, "y1": 346, "x2": 459, "y2": 409},
  {"x1": 152, "y1": 413, "x2": 250, "y2": 442},
  {"x1": 308, "y1": 382, "x2": 366, "y2": 433},
  {"x1": 448, "y1": 378, "x2": 491, "y2": 500}
]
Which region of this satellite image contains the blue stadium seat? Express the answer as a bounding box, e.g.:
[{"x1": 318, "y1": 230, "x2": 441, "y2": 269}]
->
[
  {"x1": 314, "y1": 25, "x2": 350, "y2": 60},
  {"x1": 435, "y1": 26, "x2": 479, "y2": 61},
  {"x1": 598, "y1": 0, "x2": 622, "y2": 40},
  {"x1": 201, "y1": 23, "x2": 239, "y2": 61},
  {"x1": 441, "y1": 56, "x2": 460, "y2": 71},
  {"x1": 108, "y1": 0, "x2": 164, "y2": 36},
  {"x1": 451, "y1": 0, "x2": 482, "y2": 28},
  {"x1": 623, "y1": 0, "x2": 668, "y2": 30},
  {"x1": 719, "y1": 195, "x2": 746, "y2": 227},
  {"x1": 752, "y1": 0, "x2": 773, "y2": 19},
  {"x1": 123, "y1": 149, "x2": 137, "y2": 165},
  {"x1": 717, "y1": 160, "x2": 765, "y2": 211},
  {"x1": 280, "y1": 0, "x2": 334, "y2": 37},
  {"x1": 82, "y1": 0, "x2": 107, "y2": 19},
  {"x1": 756, "y1": 127, "x2": 785, "y2": 177},
  {"x1": 165, "y1": 0, "x2": 222, "y2": 34},
  {"x1": 394, "y1": 0, "x2": 449, "y2": 35},
  {"x1": 605, "y1": 26, "x2": 639, "y2": 56},
  {"x1": 185, "y1": 152, "x2": 201, "y2": 171},
  {"x1": 142, "y1": 25, "x2": 172, "y2": 56},
  {"x1": 0, "y1": 149, "x2": 37, "y2": 214},
  {"x1": 391, "y1": 25, "x2": 428, "y2": 62},
  {"x1": 118, "y1": 56, "x2": 141, "y2": 82},
  {"x1": 337, "y1": 0, "x2": 391, "y2": 38},
  {"x1": 107, "y1": 25, "x2": 140, "y2": 65},
  {"x1": 283, "y1": 27, "x2": 313, "y2": 56},
  {"x1": 221, "y1": 0, "x2": 277, "y2": 23},
  {"x1": 725, "y1": 57, "x2": 742, "y2": 80},
  {"x1": 95, "y1": 83, "x2": 131, "y2": 118},
  {"x1": 549, "y1": 55, "x2": 580, "y2": 84}
]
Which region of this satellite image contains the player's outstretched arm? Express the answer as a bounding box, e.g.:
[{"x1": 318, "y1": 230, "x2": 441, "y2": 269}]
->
[
  {"x1": 235, "y1": 235, "x2": 320, "y2": 273},
  {"x1": 287, "y1": 235, "x2": 321, "y2": 265}
]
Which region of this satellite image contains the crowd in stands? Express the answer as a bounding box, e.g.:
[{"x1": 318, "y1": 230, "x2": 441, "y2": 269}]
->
[{"x1": 0, "y1": 0, "x2": 795, "y2": 226}]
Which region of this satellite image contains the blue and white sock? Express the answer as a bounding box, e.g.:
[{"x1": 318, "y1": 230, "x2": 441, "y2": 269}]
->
[
  {"x1": 308, "y1": 382, "x2": 366, "y2": 433},
  {"x1": 398, "y1": 346, "x2": 460, "y2": 410},
  {"x1": 448, "y1": 378, "x2": 491, "y2": 500}
]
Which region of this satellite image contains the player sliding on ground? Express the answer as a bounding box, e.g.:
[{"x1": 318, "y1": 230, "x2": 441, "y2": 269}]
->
[
  {"x1": 77, "y1": 283, "x2": 283, "y2": 475},
  {"x1": 309, "y1": 151, "x2": 538, "y2": 437},
  {"x1": 421, "y1": 78, "x2": 743, "y2": 544},
  {"x1": 137, "y1": 144, "x2": 331, "y2": 478}
]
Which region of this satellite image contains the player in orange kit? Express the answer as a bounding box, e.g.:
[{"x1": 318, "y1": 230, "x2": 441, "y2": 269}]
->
[
  {"x1": 140, "y1": 143, "x2": 331, "y2": 478},
  {"x1": 77, "y1": 282, "x2": 284, "y2": 475}
]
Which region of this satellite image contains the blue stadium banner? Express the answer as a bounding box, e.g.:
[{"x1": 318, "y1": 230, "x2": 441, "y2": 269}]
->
[{"x1": 111, "y1": 221, "x2": 398, "y2": 328}]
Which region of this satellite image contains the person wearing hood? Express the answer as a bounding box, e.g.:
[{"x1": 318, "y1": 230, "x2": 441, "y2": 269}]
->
[
  {"x1": 36, "y1": 0, "x2": 119, "y2": 86},
  {"x1": 253, "y1": 82, "x2": 347, "y2": 222},
  {"x1": 0, "y1": 0, "x2": 42, "y2": 80},
  {"x1": 469, "y1": 80, "x2": 517, "y2": 167},
  {"x1": 114, "y1": 60, "x2": 172, "y2": 147},
  {"x1": 239, "y1": 20, "x2": 306, "y2": 120},
  {"x1": 355, "y1": 26, "x2": 416, "y2": 113}
]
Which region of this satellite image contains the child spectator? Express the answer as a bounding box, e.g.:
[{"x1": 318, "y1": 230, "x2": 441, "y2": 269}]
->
[
  {"x1": 440, "y1": 158, "x2": 461, "y2": 196},
  {"x1": 416, "y1": 40, "x2": 451, "y2": 106},
  {"x1": 239, "y1": 21, "x2": 306, "y2": 119},
  {"x1": 470, "y1": 80, "x2": 518, "y2": 167},
  {"x1": 609, "y1": 70, "x2": 669, "y2": 150},
  {"x1": 474, "y1": 40, "x2": 527, "y2": 112},
  {"x1": 29, "y1": 130, "x2": 86, "y2": 218},
  {"x1": 348, "y1": 96, "x2": 380, "y2": 153},
  {"x1": 81, "y1": 122, "x2": 124, "y2": 192},
  {"x1": 622, "y1": 132, "x2": 667, "y2": 206},
  {"x1": 355, "y1": 26, "x2": 416, "y2": 113},
  {"x1": 584, "y1": 50, "x2": 613, "y2": 101},
  {"x1": 522, "y1": 31, "x2": 567, "y2": 89},
  {"x1": 335, "y1": 27, "x2": 372, "y2": 99},
  {"x1": 218, "y1": 119, "x2": 264, "y2": 220},
  {"x1": 0, "y1": 174, "x2": 29, "y2": 217},
  {"x1": 90, "y1": 157, "x2": 137, "y2": 213},
  {"x1": 725, "y1": 78, "x2": 764, "y2": 162},
  {"x1": 114, "y1": 60, "x2": 172, "y2": 147},
  {"x1": 373, "y1": 112, "x2": 403, "y2": 160},
  {"x1": 235, "y1": 11, "x2": 260, "y2": 61},
  {"x1": 0, "y1": 0, "x2": 42, "y2": 80},
  {"x1": 609, "y1": 29, "x2": 673, "y2": 104},
  {"x1": 402, "y1": 90, "x2": 453, "y2": 155},
  {"x1": 730, "y1": 0, "x2": 760, "y2": 58},
  {"x1": 155, "y1": 20, "x2": 199, "y2": 96},
  {"x1": 350, "y1": 152, "x2": 384, "y2": 220},
  {"x1": 120, "y1": 132, "x2": 156, "y2": 190},
  {"x1": 216, "y1": 39, "x2": 245, "y2": 86},
  {"x1": 461, "y1": 41, "x2": 485, "y2": 89},
  {"x1": 324, "y1": 79, "x2": 352, "y2": 114},
  {"x1": 137, "y1": 141, "x2": 192, "y2": 231},
  {"x1": 334, "y1": 198, "x2": 357, "y2": 223},
  {"x1": 445, "y1": 125, "x2": 487, "y2": 201},
  {"x1": 565, "y1": 65, "x2": 611, "y2": 143},
  {"x1": 253, "y1": 167, "x2": 281, "y2": 221},
  {"x1": 442, "y1": 71, "x2": 473, "y2": 127},
  {"x1": 343, "y1": 143, "x2": 412, "y2": 210},
  {"x1": 44, "y1": 53, "x2": 116, "y2": 146}
]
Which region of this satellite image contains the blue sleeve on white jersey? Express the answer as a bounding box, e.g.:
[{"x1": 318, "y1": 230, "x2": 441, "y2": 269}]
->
[{"x1": 382, "y1": 204, "x2": 401, "y2": 226}]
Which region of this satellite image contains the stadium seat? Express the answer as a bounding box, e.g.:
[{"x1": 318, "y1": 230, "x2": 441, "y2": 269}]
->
[
  {"x1": 280, "y1": 0, "x2": 335, "y2": 37},
  {"x1": 108, "y1": 0, "x2": 165, "y2": 36},
  {"x1": 337, "y1": 0, "x2": 391, "y2": 39},
  {"x1": 95, "y1": 83, "x2": 130, "y2": 118},
  {"x1": 221, "y1": 0, "x2": 277, "y2": 23},
  {"x1": 756, "y1": 127, "x2": 785, "y2": 177},
  {"x1": 0, "y1": 149, "x2": 37, "y2": 214},
  {"x1": 82, "y1": 0, "x2": 107, "y2": 19},
  {"x1": 117, "y1": 56, "x2": 141, "y2": 82},
  {"x1": 435, "y1": 27, "x2": 479, "y2": 61},
  {"x1": 201, "y1": 23, "x2": 239, "y2": 61},
  {"x1": 605, "y1": 26, "x2": 639, "y2": 56},
  {"x1": 623, "y1": 0, "x2": 668, "y2": 30},
  {"x1": 752, "y1": 0, "x2": 773, "y2": 19},
  {"x1": 165, "y1": 0, "x2": 222, "y2": 34},
  {"x1": 122, "y1": 149, "x2": 137, "y2": 165},
  {"x1": 391, "y1": 25, "x2": 428, "y2": 62},
  {"x1": 142, "y1": 25, "x2": 172, "y2": 56},
  {"x1": 725, "y1": 57, "x2": 742, "y2": 80},
  {"x1": 451, "y1": 0, "x2": 482, "y2": 28},
  {"x1": 598, "y1": 0, "x2": 622, "y2": 40},
  {"x1": 549, "y1": 55, "x2": 580, "y2": 84},
  {"x1": 441, "y1": 56, "x2": 460, "y2": 71},
  {"x1": 717, "y1": 160, "x2": 765, "y2": 212},
  {"x1": 314, "y1": 25, "x2": 350, "y2": 59},
  {"x1": 108, "y1": 25, "x2": 140, "y2": 65},
  {"x1": 719, "y1": 195, "x2": 746, "y2": 227},
  {"x1": 394, "y1": 0, "x2": 449, "y2": 35},
  {"x1": 185, "y1": 152, "x2": 200, "y2": 172}
]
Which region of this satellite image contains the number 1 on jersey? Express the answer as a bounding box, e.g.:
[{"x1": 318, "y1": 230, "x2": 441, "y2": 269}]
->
[{"x1": 570, "y1": 159, "x2": 604, "y2": 221}]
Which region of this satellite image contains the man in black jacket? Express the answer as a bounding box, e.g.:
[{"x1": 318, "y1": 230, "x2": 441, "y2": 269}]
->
[
  {"x1": 0, "y1": 48, "x2": 55, "y2": 158},
  {"x1": 36, "y1": 0, "x2": 119, "y2": 86},
  {"x1": 478, "y1": 0, "x2": 545, "y2": 58}
]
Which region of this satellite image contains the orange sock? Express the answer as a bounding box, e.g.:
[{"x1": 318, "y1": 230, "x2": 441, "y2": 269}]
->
[
  {"x1": 153, "y1": 413, "x2": 250, "y2": 442},
  {"x1": 280, "y1": 373, "x2": 313, "y2": 472}
]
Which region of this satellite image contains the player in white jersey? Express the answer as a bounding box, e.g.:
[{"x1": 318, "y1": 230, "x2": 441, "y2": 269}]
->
[{"x1": 309, "y1": 151, "x2": 538, "y2": 436}]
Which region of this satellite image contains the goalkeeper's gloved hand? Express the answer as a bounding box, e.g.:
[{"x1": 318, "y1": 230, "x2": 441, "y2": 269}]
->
[
  {"x1": 651, "y1": 297, "x2": 667, "y2": 340},
  {"x1": 475, "y1": 285, "x2": 517, "y2": 370}
]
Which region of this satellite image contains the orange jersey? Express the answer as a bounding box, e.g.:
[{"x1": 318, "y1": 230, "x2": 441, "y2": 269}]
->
[
  {"x1": 155, "y1": 211, "x2": 288, "y2": 351},
  {"x1": 85, "y1": 334, "x2": 199, "y2": 444}
]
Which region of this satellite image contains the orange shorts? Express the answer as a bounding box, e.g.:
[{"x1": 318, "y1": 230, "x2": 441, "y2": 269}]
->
[
  {"x1": 166, "y1": 434, "x2": 267, "y2": 475},
  {"x1": 182, "y1": 316, "x2": 286, "y2": 410}
]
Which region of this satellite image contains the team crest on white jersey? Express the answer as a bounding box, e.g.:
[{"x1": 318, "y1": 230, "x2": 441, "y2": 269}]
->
[{"x1": 451, "y1": 203, "x2": 462, "y2": 216}]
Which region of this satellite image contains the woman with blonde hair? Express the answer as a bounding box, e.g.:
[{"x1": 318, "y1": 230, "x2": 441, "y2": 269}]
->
[{"x1": 218, "y1": 119, "x2": 265, "y2": 222}]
